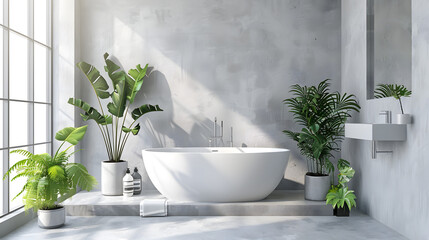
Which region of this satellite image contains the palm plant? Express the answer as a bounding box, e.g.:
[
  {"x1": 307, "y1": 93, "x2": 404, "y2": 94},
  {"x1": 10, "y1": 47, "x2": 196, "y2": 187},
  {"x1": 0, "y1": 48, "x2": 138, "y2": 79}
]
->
[
  {"x1": 326, "y1": 159, "x2": 356, "y2": 211},
  {"x1": 69, "y1": 53, "x2": 163, "y2": 162},
  {"x1": 3, "y1": 126, "x2": 97, "y2": 211},
  {"x1": 374, "y1": 84, "x2": 412, "y2": 114},
  {"x1": 283, "y1": 79, "x2": 360, "y2": 175}
]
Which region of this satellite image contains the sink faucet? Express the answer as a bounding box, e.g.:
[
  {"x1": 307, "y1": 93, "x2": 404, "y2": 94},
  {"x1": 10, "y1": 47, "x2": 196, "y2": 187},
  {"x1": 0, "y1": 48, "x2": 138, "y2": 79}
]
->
[
  {"x1": 209, "y1": 117, "x2": 223, "y2": 147},
  {"x1": 379, "y1": 110, "x2": 392, "y2": 124}
]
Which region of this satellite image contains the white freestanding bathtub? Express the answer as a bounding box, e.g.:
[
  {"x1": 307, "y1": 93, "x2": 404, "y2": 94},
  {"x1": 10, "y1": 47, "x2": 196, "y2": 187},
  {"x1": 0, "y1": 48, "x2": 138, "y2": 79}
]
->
[{"x1": 142, "y1": 147, "x2": 290, "y2": 202}]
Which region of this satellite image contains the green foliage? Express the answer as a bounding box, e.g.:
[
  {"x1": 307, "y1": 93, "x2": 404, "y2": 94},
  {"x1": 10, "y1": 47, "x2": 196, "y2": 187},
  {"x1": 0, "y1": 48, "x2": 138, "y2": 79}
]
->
[
  {"x1": 3, "y1": 126, "x2": 97, "y2": 211},
  {"x1": 283, "y1": 80, "x2": 360, "y2": 174},
  {"x1": 72, "y1": 53, "x2": 163, "y2": 161},
  {"x1": 55, "y1": 126, "x2": 88, "y2": 145},
  {"x1": 326, "y1": 159, "x2": 357, "y2": 210},
  {"x1": 374, "y1": 84, "x2": 412, "y2": 114}
]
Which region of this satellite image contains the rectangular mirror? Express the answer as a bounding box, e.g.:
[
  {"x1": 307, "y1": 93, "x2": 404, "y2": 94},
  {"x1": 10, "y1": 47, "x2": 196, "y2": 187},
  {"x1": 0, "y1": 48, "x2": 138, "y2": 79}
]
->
[{"x1": 367, "y1": 0, "x2": 412, "y2": 99}]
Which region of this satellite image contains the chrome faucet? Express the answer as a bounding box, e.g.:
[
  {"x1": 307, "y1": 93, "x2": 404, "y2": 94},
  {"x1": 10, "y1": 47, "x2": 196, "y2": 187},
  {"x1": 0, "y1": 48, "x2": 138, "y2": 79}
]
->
[
  {"x1": 227, "y1": 127, "x2": 234, "y2": 147},
  {"x1": 379, "y1": 110, "x2": 392, "y2": 124},
  {"x1": 209, "y1": 117, "x2": 223, "y2": 147}
]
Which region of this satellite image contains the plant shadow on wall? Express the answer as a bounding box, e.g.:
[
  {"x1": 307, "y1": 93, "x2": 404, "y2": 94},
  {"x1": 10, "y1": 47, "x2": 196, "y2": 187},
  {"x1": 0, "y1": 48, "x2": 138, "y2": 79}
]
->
[
  {"x1": 283, "y1": 79, "x2": 360, "y2": 201},
  {"x1": 133, "y1": 69, "x2": 213, "y2": 148}
]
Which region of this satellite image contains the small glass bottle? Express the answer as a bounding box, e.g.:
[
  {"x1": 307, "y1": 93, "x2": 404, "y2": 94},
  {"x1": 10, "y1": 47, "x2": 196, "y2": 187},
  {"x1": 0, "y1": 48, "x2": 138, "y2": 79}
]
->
[
  {"x1": 132, "y1": 167, "x2": 142, "y2": 195},
  {"x1": 123, "y1": 168, "x2": 134, "y2": 197}
]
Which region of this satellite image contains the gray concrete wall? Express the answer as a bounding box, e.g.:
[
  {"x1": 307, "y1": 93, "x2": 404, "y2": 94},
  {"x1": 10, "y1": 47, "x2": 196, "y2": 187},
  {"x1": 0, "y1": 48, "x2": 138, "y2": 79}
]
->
[
  {"x1": 77, "y1": 0, "x2": 341, "y2": 191},
  {"x1": 341, "y1": 1, "x2": 429, "y2": 239}
]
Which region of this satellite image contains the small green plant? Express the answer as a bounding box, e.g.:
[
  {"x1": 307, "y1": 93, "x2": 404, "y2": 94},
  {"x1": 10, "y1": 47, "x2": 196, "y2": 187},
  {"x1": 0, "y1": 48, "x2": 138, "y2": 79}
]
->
[
  {"x1": 3, "y1": 126, "x2": 97, "y2": 211},
  {"x1": 283, "y1": 80, "x2": 360, "y2": 175},
  {"x1": 326, "y1": 159, "x2": 356, "y2": 211},
  {"x1": 69, "y1": 53, "x2": 163, "y2": 162},
  {"x1": 374, "y1": 84, "x2": 412, "y2": 114}
]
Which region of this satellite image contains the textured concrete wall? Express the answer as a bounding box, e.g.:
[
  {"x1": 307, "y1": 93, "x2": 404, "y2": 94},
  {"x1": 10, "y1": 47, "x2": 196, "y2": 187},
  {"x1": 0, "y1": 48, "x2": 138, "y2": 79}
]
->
[
  {"x1": 77, "y1": 0, "x2": 341, "y2": 190},
  {"x1": 342, "y1": 1, "x2": 429, "y2": 239}
]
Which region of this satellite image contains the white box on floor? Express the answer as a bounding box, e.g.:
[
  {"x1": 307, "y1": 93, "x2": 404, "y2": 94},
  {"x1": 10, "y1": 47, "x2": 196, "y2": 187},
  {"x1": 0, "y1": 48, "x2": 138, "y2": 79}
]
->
[{"x1": 140, "y1": 199, "x2": 168, "y2": 217}]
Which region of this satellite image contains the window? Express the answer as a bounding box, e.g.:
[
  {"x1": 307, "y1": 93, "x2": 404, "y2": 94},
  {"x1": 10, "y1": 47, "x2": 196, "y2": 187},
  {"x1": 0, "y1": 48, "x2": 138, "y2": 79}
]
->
[{"x1": 0, "y1": 0, "x2": 52, "y2": 216}]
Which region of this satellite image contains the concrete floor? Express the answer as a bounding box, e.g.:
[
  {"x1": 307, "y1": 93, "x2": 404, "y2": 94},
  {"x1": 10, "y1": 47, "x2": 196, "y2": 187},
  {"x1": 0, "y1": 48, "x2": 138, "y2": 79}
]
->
[{"x1": 4, "y1": 214, "x2": 406, "y2": 240}]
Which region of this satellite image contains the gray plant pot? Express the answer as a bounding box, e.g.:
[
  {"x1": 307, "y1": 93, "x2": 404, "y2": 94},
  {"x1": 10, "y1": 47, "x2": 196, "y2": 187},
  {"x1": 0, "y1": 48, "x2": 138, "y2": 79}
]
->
[
  {"x1": 101, "y1": 161, "x2": 128, "y2": 196},
  {"x1": 304, "y1": 174, "x2": 330, "y2": 201},
  {"x1": 38, "y1": 207, "x2": 65, "y2": 229}
]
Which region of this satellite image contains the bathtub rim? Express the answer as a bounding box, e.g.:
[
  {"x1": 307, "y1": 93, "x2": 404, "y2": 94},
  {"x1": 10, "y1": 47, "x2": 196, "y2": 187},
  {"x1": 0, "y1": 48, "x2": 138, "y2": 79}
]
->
[{"x1": 142, "y1": 147, "x2": 290, "y2": 155}]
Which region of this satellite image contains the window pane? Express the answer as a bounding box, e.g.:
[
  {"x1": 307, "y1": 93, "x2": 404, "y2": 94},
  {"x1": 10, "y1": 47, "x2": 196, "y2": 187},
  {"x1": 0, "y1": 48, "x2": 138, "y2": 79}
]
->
[
  {"x1": 10, "y1": 0, "x2": 30, "y2": 36},
  {"x1": 9, "y1": 102, "x2": 30, "y2": 147},
  {"x1": 9, "y1": 32, "x2": 29, "y2": 101},
  {"x1": 34, "y1": 143, "x2": 48, "y2": 155},
  {"x1": 0, "y1": 0, "x2": 3, "y2": 25},
  {"x1": 34, "y1": 104, "x2": 50, "y2": 143},
  {"x1": 0, "y1": 150, "x2": 4, "y2": 215},
  {"x1": 0, "y1": 100, "x2": 3, "y2": 148},
  {"x1": 9, "y1": 147, "x2": 28, "y2": 211},
  {"x1": 34, "y1": 0, "x2": 50, "y2": 45},
  {"x1": 0, "y1": 28, "x2": 3, "y2": 98},
  {"x1": 34, "y1": 44, "x2": 50, "y2": 102}
]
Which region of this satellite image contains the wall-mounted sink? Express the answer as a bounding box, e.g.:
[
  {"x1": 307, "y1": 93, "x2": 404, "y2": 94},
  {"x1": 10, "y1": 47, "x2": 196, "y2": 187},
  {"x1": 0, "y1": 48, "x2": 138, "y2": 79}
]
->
[{"x1": 345, "y1": 123, "x2": 407, "y2": 141}]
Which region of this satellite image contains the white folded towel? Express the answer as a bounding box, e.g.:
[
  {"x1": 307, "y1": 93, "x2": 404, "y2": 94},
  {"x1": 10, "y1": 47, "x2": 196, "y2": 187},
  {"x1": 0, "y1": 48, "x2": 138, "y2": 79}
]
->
[{"x1": 140, "y1": 198, "x2": 168, "y2": 217}]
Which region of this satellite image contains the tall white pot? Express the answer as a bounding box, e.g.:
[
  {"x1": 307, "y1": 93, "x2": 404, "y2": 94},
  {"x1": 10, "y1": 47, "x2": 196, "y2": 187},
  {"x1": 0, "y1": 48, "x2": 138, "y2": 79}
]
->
[
  {"x1": 101, "y1": 161, "x2": 128, "y2": 196},
  {"x1": 38, "y1": 207, "x2": 65, "y2": 229}
]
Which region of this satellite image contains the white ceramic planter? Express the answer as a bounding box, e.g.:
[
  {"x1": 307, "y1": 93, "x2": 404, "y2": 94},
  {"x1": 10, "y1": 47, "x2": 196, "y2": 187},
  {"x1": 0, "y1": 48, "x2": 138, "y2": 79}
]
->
[
  {"x1": 396, "y1": 114, "x2": 412, "y2": 124},
  {"x1": 304, "y1": 174, "x2": 330, "y2": 201},
  {"x1": 38, "y1": 207, "x2": 65, "y2": 229},
  {"x1": 101, "y1": 161, "x2": 128, "y2": 196}
]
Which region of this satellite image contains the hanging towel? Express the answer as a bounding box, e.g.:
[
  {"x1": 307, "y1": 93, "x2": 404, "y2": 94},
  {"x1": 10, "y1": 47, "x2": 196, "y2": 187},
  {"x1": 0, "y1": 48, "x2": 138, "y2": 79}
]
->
[{"x1": 140, "y1": 198, "x2": 168, "y2": 217}]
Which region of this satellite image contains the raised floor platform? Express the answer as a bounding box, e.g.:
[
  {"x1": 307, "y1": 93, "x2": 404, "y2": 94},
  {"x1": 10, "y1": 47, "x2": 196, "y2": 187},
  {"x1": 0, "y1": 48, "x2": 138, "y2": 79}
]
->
[{"x1": 64, "y1": 190, "x2": 332, "y2": 216}]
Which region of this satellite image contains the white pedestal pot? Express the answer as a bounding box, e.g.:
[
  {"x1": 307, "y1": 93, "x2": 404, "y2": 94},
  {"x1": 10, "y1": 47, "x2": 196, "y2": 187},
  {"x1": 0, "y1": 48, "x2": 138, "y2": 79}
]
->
[
  {"x1": 101, "y1": 161, "x2": 128, "y2": 196},
  {"x1": 38, "y1": 207, "x2": 65, "y2": 229}
]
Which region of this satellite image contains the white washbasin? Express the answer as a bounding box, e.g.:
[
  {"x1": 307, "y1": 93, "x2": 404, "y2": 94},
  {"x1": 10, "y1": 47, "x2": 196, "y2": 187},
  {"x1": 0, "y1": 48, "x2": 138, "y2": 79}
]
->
[{"x1": 345, "y1": 123, "x2": 407, "y2": 141}]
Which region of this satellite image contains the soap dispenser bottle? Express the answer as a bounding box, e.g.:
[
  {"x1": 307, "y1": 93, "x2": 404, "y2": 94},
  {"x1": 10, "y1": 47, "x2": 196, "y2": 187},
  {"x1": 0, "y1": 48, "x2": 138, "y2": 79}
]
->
[
  {"x1": 132, "y1": 167, "x2": 142, "y2": 195},
  {"x1": 123, "y1": 168, "x2": 134, "y2": 197}
]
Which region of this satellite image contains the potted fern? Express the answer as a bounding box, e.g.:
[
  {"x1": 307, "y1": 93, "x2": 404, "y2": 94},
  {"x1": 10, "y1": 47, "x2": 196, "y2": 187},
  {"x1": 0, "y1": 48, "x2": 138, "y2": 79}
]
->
[
  {"x1": 326, "y1": 159, "x2": 356, "y2": 217},
  {"x1": 283, "y1": 80, "x2": 360, "y2": 200},
  {"x1": 69, "y1": 53, "x2": 163, "y2": 196},
  {"x1": 374, "y1": 84, "x2": 412, "y2": 124},
  {"x1": 3, "y1": 126, "x2": 97, "y2": 228}
]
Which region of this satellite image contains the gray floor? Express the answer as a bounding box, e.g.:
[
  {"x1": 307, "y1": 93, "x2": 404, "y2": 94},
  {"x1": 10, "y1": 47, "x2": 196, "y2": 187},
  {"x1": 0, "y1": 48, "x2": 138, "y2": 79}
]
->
[{"x1": 4, "y1": 214, "x2": 406, "y2": 240}]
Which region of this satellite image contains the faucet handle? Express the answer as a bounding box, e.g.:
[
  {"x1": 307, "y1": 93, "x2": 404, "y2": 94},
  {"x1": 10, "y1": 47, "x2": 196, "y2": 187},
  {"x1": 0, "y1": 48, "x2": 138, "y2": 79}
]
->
[{"x1": 379, "y1": 110, "x2": 392, "y2": 124}]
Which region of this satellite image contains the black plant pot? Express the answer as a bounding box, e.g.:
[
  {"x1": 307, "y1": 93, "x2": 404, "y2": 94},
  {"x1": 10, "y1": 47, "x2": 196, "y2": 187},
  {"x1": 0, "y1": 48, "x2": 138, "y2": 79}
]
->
[{"x1": 333, "y1": 206, "x2": 350, "y2": 217}]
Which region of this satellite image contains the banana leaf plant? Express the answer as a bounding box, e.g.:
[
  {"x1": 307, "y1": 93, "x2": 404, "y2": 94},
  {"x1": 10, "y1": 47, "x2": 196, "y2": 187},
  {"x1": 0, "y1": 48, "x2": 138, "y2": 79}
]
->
[
  {"x1": 283, "y1": 80, "x2": 360, "y2": 175},
  {"x1": 3, "y1": 126, "x2": 97, "y2": 211},
  {"x1": 70, "y1": 53, "x2": 163, "y2": 162}
]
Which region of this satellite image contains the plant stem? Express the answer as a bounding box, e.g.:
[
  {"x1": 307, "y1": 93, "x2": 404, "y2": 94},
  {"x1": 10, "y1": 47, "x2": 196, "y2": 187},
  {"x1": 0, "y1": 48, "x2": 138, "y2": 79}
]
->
[
  {"x1": 92, "y1": 87, "x2": 114, "y2": 161},
  {"x1": 96, "y1": 123, "x2": 112, "y2": 160},
  {"x1": 117, "y1": 105, "x2": 130, "y2": 159},
  {"x1": 399, "y1": 97, "x2": 404, "y2": 114}
]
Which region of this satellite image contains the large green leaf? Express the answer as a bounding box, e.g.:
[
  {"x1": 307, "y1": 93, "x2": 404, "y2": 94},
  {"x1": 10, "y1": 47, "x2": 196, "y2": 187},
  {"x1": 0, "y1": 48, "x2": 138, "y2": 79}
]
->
[
  {"x1": 103, "y1": 53, "x2": 127, "y2": 87},
  {"x1": 122, "y1": 123, "x2": 141, "y2": 135},
  {"x1": 131, "y1": 104, "x2": 163, "y2": 121},
  {"x1": 55, "y1": 125, "x2": 88, "y2": 145},
  {"x1": 77, "y1": 62, "x2": 110, "y2": 99},
  {"x1": 126, "y1": 64, "x2": 148, "y2": 103},
  {"x1": 107, "y1": 80, "x2": 127, "y2": 117},
  {"x1": 68, "y1": 98, "x2": 112, "y2": 125}
]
